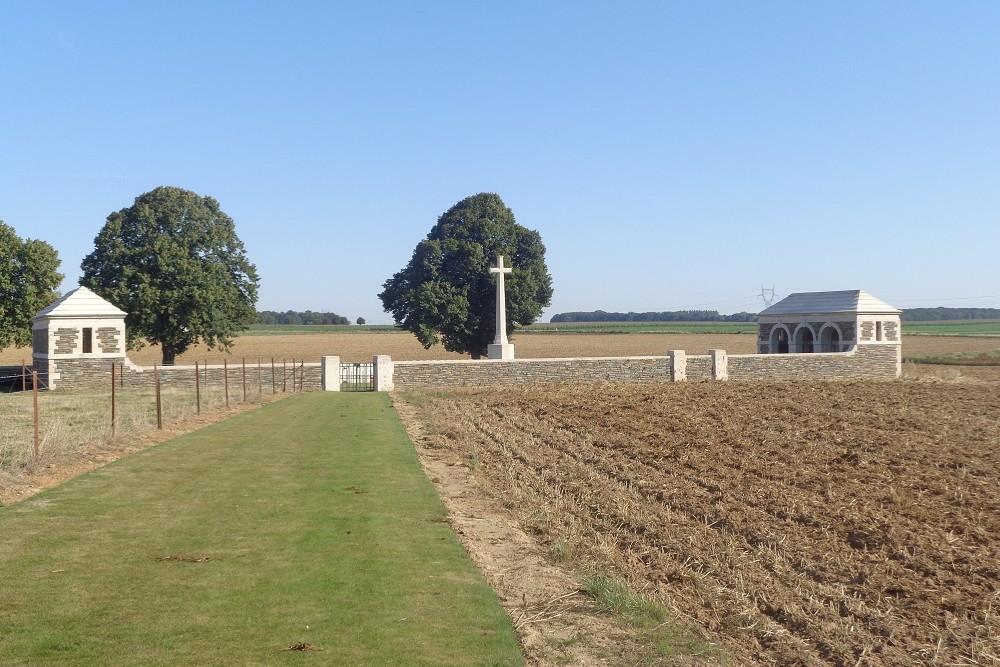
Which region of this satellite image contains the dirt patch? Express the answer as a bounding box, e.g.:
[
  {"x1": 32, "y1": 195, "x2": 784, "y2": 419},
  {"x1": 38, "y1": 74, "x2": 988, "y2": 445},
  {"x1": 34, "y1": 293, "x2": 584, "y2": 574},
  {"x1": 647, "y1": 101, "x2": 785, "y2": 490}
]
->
[
  {"x1": 395, "y1": 397, "x2": 723, "y2": 666},
  {"x1": 398, "y1": 368, "x2": 1000, "y2": 666}
]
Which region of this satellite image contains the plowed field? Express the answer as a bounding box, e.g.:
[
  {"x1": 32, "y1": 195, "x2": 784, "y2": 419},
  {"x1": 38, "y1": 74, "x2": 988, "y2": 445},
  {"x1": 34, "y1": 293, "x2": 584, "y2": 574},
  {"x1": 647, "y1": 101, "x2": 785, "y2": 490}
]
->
[{"x1": 405, "y1": 372, "x2": 1000, "y2": 665}]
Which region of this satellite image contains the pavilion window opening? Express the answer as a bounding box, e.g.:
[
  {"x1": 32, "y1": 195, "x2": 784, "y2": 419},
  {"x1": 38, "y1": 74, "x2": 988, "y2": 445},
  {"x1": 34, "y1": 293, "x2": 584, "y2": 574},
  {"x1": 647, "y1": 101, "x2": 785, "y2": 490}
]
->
[{"x1": 82, "y1": 327, "x2": 93, "y2": 354}]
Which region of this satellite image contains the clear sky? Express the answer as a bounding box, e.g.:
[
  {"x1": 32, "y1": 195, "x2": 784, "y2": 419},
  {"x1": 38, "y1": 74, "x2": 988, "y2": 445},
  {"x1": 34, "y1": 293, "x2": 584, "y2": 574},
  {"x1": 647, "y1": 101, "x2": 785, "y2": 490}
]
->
[{"x1": 2, "y1": 2, "x2": 998, "y2": 324}]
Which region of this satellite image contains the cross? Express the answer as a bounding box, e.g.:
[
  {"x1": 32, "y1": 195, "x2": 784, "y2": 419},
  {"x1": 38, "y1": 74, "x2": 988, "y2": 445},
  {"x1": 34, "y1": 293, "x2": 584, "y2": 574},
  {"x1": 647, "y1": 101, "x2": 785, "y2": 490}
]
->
[{"x1": 489, "y1": 255, "x2": 513, "y2": 345}]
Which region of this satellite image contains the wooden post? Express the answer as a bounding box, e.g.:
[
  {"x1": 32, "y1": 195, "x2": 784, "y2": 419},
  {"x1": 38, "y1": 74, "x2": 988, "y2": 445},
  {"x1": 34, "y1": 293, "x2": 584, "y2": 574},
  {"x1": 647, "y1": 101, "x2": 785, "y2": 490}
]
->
[
  {"x1": 32, "y1": 371, "x2": 39, "y2": 457},
  {"x1": 257, "y1": 357, "x2": 262, "y2": 395},
  {"x1": 271, "y1": 357, "x2": 276, "y2": 394},
  {"x1": 242, "y1": 358, "x2": 247, "y2": 402},
  {"x1": 282, "y1": 359, "x2": 287, "y2": 393},
  {"x1": 224, "y1": 358, "x2": 230, "y2": 408},
  {"x1": 22, "y1": 359, "x2": 26, "y2": 392},
  {"x1": 195, "y1": 361, "x2": 201, "y2": 415},
  {"x1": 111, "y1": 362, "x2": 117, "y2": 437},
  {"x1": 154, "y1": 365, "x2": 162, "y2": 430}
]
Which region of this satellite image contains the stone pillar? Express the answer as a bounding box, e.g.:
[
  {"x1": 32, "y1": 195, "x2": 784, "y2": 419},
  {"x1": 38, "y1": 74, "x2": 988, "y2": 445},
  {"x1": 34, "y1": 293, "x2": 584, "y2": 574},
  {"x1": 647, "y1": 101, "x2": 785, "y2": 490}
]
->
[
  {"x1": 710, "y1": 349, "x2": 728, "y2": 381},
  {"x1": 373, "y1": 355, "x2": 394, "y2": 392},
  {"x1": 321, "y1": 356, "x2": 340, "y2": 391},
  {"x1": 669, "y1": 350, "x2": 686, "y2": 382}
]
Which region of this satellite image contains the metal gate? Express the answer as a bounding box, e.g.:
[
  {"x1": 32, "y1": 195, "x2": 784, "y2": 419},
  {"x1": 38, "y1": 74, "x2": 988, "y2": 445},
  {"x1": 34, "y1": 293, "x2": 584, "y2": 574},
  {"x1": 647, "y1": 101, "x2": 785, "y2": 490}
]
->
[{"x1": 340, "y1": 362, "x2": 374, "y2": 391}]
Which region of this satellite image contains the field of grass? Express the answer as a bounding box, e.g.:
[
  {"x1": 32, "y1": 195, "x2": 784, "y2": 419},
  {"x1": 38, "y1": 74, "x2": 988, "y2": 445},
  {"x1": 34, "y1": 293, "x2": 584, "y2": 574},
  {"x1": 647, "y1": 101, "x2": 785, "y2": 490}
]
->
[
  {"x1": 901, "y1": 319, "x2": 1000, "y2": 335},
  {"x1": 522, "y1": 321, "x2": 757, "y2": 334},
  {"x1": 0, "y1": 393, "x2": 523, "y2": 666}
]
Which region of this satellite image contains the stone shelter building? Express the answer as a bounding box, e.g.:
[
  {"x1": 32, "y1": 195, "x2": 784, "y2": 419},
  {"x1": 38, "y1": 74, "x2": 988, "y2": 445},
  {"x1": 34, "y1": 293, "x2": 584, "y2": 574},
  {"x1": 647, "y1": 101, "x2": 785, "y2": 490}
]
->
[
  {"x1": 32, "y1": 285, "x2": 127, "y2": 389},
  {"x1": 756, "y1": 289, "x2": 901, "y2": 356}
]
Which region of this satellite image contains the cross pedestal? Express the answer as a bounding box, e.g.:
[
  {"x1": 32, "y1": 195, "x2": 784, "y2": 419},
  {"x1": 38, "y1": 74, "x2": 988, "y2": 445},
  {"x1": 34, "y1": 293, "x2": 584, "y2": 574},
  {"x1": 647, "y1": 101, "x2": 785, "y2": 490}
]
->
[{"x1": 487, "y1": 255, "x2": 515, "y2": 360}]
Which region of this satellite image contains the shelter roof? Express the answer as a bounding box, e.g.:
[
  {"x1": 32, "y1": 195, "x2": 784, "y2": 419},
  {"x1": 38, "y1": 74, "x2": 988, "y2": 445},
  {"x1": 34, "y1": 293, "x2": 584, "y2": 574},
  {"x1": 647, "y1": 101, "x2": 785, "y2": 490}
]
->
[
  {"x1": 758, "y1": 290, "x2": 901, "y2": 317},
  {"x1": 31, "y1": 286, "x2": 127, "y2": 321}
]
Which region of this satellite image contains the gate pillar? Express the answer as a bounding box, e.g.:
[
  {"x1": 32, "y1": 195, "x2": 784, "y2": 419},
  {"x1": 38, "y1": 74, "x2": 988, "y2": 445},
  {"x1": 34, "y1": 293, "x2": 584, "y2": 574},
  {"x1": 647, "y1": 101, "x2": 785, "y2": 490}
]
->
[
  {"x1": 373, "y1": 355, "x2": 394, "y2": 392},
  {"x1": 321, "y1": 356, "x2": 341, "y2": 391}
]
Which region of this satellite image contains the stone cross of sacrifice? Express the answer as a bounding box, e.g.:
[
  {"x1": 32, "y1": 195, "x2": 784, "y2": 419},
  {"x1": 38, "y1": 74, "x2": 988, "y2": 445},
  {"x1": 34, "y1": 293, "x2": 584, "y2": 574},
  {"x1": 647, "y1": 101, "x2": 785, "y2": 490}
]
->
[{"x1": 490, "y1": 255, "x2": 513, "y2": 346}]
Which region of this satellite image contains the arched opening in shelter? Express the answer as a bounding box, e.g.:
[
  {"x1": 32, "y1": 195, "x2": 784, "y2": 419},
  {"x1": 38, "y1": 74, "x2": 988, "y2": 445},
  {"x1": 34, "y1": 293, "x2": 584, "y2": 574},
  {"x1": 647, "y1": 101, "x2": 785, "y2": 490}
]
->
[
  {"x1": 819, "y1": 325, "x2": 841, "y2": 352},
  {"x1": 770, "y1": 326, "x2": 789, "y2": 353},
  {"x1": 794, "y1": 325, "x2": 815, "y2": 353}
]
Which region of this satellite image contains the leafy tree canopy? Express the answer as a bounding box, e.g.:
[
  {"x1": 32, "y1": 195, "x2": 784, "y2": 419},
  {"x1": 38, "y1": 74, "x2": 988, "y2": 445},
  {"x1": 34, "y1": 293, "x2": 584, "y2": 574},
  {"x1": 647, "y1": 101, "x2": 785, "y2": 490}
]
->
[
  {"x1": 0, "y1": 220, "x2": 63, "y2": 350},
  {"x1": 81, "y1": 186, "x2": 259, "y2": 365},
  {"x1": 379, "y1": 192, "x2": 553, "y2": 358},
  {"x1": 257, "y1": 310, "x2": 350, "y2": 325}
]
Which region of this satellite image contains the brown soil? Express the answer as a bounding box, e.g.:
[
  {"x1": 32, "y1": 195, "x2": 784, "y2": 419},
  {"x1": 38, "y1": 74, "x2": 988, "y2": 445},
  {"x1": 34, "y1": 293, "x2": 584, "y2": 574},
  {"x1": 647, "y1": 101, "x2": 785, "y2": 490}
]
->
[{"x1": 397, "y1": 366, "x2": 1000, "y2": 666}]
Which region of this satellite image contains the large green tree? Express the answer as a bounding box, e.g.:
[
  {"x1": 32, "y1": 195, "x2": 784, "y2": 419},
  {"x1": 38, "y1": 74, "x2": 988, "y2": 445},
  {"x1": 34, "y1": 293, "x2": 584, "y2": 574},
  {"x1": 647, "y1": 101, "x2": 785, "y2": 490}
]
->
[
  {"x1": 380, "y1": 193, "x2": 553, "y2": 358},
  {"x1": 81, "y1": 186, "x2": 259, "y2": 365},
  {"x1": 0, "y1": 221, "x2": 63, "y2": 350}
]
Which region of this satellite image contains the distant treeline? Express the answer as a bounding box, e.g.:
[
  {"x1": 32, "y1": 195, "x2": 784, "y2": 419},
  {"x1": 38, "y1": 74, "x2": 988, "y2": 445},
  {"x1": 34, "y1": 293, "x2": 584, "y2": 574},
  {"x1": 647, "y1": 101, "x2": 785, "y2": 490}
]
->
[
  {"x1": 550, "y1": 307, "x2": 1000, "y2": 323},
  {"x1": 257, "y1": 310, "x2": 351, "y2": 325},
  {"x1": 550, "y1": 310, "x2": 757, "y2": 323},
  {"x1": 901, "y1": 307, "x2": 1000, "y2": 321}
]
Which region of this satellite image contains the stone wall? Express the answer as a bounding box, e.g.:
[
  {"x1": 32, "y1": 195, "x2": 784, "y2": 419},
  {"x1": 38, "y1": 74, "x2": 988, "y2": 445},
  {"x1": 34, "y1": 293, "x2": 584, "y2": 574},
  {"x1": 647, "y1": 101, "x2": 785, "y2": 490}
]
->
[
  {"x1": 37, "y1": 357, "x2": 323, "y2": 392},
  {"x1": 393, "y1": 356, "x2": 672, "y2": 390},
  {"x1": 388, "y1": 344, "x2": 899, "y2": 390}
]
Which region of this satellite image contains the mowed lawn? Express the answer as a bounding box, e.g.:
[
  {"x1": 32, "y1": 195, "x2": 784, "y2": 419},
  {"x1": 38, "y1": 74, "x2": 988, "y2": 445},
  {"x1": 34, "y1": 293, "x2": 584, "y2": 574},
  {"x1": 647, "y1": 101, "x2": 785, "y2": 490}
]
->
[{"x1": 0, "y1": 393, "x2": 523, "y2": 666}]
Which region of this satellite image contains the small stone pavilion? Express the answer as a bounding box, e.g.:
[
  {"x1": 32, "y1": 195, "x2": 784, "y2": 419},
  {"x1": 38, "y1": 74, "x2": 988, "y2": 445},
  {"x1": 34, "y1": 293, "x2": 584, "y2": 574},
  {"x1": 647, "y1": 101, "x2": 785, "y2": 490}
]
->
[
  {"x1": 757, "y1": 290, "x2": 901, "y2": 354},
  {"x1": 32, "y1": 286, "x2": 127, "y2": 389}
]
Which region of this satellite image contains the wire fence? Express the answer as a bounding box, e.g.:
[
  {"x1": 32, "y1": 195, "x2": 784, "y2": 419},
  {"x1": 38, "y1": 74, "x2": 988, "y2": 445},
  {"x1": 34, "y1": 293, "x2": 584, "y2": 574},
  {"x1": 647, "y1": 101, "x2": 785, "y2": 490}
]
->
[{"x1": 0, "y1": 359, "x2": 307, "y2": 478}]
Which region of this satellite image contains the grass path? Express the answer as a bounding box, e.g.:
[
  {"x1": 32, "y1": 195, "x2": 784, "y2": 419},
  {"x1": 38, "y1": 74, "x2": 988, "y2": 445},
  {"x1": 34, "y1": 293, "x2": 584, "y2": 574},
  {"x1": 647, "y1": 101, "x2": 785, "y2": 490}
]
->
[{"x1": 0, "y1": 392, "x2": 523, "y2": 666}]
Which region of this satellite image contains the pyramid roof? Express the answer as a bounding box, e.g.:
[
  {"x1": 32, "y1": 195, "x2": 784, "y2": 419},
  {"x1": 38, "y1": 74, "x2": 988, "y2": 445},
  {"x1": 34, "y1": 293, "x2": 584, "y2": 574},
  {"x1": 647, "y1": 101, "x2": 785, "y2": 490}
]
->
[
  {"x1": 32, "y1": 286, "x2": 127, "y2": 321},
  {"x1": 758, "y1": 290, "x2": 900, "y2": 317}
]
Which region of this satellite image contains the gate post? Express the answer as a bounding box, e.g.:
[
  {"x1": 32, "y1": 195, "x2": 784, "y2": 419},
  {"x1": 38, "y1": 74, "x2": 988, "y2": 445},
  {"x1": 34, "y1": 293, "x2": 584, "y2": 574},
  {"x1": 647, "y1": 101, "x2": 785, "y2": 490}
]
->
[
  {"x1": 710, "y1": 349, "x2": 728, "y2": 381},
  {"x1": 321, "y1": 356, "x2": 340, "y2": 391},
  {"x1": 373, "y1": 355, "x2": 393, "y2": 392},
  {"x1": 669, "y1": 350, "x2": 686, "y2": 382}
]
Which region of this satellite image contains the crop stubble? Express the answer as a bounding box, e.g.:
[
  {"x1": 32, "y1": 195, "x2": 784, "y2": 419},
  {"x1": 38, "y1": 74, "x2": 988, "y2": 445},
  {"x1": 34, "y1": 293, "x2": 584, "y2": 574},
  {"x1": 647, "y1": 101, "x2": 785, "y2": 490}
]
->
[
  {"x1": 406, "y1": 373, "x2": 1000, "y2": 665},
  {"x1": 2, "y1": 332, "x2": 994, "y2": 366}
]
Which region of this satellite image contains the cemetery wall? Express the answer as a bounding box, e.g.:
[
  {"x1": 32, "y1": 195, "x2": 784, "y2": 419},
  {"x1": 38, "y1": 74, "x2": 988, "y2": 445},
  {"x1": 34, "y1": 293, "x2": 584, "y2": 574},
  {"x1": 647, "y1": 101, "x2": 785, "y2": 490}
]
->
[
  {"x1": 36, "y1": 357, "x2": 322, "y2": 391},
  {"x1": 389, "y1": 344, "x2": 899, "y2": 390}
]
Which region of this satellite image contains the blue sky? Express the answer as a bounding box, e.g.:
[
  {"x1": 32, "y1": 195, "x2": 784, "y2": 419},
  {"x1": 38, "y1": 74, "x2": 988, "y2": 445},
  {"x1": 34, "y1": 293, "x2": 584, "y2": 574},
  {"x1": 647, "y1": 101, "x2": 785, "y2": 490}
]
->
[{"x1": 2, "y1": 2, "x2": 998, "y2": 324}]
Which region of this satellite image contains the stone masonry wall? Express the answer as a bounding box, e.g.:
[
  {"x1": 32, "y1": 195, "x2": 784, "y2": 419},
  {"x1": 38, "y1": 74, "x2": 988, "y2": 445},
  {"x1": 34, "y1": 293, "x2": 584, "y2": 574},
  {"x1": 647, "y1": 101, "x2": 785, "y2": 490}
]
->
[
  {"x1": 392, "y1": 356, "x2": 672, "y2": 390},
  {"x1": 42, "y1": 358, "x2": 323, "y2": 391},
  {"x1": 97, "y1": 327, "x2": 121, "y2": 353},
  {"x1": 54, "y1": 328, "x2": 77, "y2": 355},
  {"x1": 390, "y1": 344, "x2": 899, "y2": 390}
]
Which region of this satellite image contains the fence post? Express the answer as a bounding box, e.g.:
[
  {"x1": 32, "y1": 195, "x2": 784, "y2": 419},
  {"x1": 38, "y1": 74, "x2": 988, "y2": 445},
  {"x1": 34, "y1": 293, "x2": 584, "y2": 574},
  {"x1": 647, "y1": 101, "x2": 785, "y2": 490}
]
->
[
  {"x1": 271, "y1": 358, "x2": 276, "y2": 394},
  {"x1": 154, "y1": 365, "x2": 162, "y2": 430},
  {"x1": 22, "y1": 359, "x2": 27, "y2": 392},
  {"x1": 32, "y1": 371, "x2": 40, "y2": 457},
  {"x1": 195, "y1": 361, "x2": 201, "y2": 415},
  {"x1": 257, "y1": 357, "x2": 262, "y2": 396},
  {"x1": 111, "y1": 362, "x2": 117, "y2": 437},
  {"x1": 282, "y1": 359, "x2": 287, "y2": 393},
  {"x1": 224, "y1": 359, "x2": 230, "y2": 408},
  {"x1": 242, "y1": 358, "x2": 247, "y2": 402}
]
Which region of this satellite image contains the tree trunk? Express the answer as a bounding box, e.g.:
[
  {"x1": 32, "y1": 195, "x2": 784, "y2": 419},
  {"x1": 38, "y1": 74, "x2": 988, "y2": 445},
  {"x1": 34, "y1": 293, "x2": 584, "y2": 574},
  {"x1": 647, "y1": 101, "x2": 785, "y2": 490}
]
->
[{"x1": 161, "y1": 345, "x2": 177, "y2": 366}]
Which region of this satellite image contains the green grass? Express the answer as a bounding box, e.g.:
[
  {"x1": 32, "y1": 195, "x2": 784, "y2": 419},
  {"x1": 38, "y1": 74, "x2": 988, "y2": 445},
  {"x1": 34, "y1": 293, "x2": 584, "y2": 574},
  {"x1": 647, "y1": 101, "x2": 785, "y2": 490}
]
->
[
  {"x1": 0, "y1": 392, "x2": 523, "y2": 666},
  {"x1": 519, "y1": 322, "x2": 756, "y2": 334},
  {"x1": 901, "y1": 320, "x2": 1000, "y2": 335},
  {"x1": 584, "y1": 575, "x2": 725, "y2": 663}
]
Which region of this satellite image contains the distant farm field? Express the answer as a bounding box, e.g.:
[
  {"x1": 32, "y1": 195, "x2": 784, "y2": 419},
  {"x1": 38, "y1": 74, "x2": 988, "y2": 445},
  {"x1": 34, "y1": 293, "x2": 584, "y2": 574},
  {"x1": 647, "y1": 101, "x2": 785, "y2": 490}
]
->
[{"x1": 3, "y1": 328, "x2": 999, "y2": 366}]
